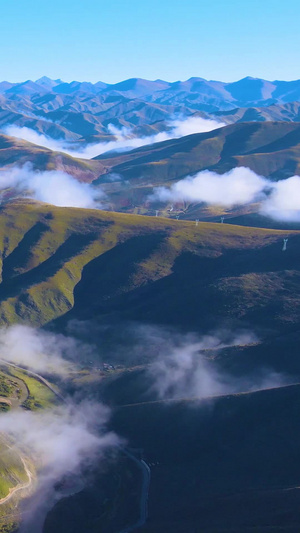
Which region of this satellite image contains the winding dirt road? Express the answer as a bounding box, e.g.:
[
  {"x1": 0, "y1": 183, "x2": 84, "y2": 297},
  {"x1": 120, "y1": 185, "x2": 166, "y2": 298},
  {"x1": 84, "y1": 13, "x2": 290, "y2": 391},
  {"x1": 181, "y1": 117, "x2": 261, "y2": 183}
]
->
[
  {"x1": 0, "y1": 359, "x2": 61, "y2": 507},
  {"x1": 0, "y1": 358, "x2": 68, "y2": 510},
  {"x1": 0, "y1": 359, "x2": 65, "y2": 403},
  {"x1": 0, "y1": 359, "x2": 151, "y2": 531},
  {"x1": 0, "y1": 455, "x2": 33, "y2": 505}
]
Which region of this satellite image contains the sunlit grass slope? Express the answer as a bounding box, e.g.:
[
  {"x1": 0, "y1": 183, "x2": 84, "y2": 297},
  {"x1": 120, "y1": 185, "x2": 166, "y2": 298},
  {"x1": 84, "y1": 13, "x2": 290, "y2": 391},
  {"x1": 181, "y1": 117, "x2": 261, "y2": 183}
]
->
[
  {"x1": 97, "y1": 121, "x2": 300, "y2": 182},
  {"x1": 109, "y1": 383, "x2": 300, "y2": 532},
  {"x1": 0, "y1": 200, "x2": 297, "y2": 334},
  {"x1": 0, "y1": 134, "x2": 103, "y2": 181}
]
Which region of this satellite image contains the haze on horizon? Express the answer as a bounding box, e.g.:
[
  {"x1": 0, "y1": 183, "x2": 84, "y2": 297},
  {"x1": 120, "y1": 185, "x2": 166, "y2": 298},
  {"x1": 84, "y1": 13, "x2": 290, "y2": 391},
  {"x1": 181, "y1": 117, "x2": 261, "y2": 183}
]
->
[{"x1": 1, "y1": 0, "x2": 299, "y2": 84}]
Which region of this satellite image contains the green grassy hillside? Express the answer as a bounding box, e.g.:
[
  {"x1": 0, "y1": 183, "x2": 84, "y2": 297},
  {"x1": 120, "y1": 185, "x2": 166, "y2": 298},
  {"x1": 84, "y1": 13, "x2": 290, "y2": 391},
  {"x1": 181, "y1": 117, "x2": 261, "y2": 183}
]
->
[
  {"x1": 97, "y1": 121, "x2": 300, "y2": 181},
  {"x1": 107, "y1": 384, "x2": 300, "y2": 532},
  {"x1": 0, "y1": 201, "x2": 296, "y2": 337},
  {"x1": 0, "y1": 134, "x2": 103, "y2": 181},
  {"x1": 94, "y1": 121, "x2": 300, "y2": 218},
  {"x1": 45, "y1": 383, "x2": 300, "y2": 533},
  {"x1": 0, "y1": 201, "x2": 296, "y2": 532},
  {"x1": 3, "y1": 122, "x2": 300, "y2": 225}
]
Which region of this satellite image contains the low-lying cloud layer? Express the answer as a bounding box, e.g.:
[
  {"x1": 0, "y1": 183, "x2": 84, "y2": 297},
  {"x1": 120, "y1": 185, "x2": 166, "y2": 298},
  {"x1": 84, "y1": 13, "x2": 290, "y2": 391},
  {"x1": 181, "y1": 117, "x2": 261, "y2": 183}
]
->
[
  {"x1": 3, "y1": 118, "x2": 300, "y2": 221},
  {"x1": 151, "y1": 167, "x2": 300, "y2": 221},
  {"x1": 0, "y1": 164, "x2": 103, "y2": 208},
  {"x1": 151, "y1": 167, "x2": 266, "y2": 206},
  {"x1": 3, "y1": 116, "x2": 225, "y2": 160},
  {"x1": 169, "y1": 116, "x2": 224, "y2": 137}
]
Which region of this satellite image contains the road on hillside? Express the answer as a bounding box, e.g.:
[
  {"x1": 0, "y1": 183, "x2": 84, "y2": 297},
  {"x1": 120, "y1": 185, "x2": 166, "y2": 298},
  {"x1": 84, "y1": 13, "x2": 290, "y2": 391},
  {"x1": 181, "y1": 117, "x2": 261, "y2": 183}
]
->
[
  {"x1": 0, "y1": 358, "x2": 67, "y2": 508},
  {"x1": 0, "y1": 454, "x2": 33, "y2": 505},
  {"x1": 119, "y1": 448, "x2": 151, "y2": 533},
  {"x1": 0, "y1": 362, "x2": 29, "y2": 409},
  {"x1": 0, "y1": 361, "x2": 39, "y2": 506},
  {"x1": 0, "y1": 359, "x2": 66, "y2": 403},
  {"x1": 0, "y1": 359, "x2": 152, "y2": 532}
]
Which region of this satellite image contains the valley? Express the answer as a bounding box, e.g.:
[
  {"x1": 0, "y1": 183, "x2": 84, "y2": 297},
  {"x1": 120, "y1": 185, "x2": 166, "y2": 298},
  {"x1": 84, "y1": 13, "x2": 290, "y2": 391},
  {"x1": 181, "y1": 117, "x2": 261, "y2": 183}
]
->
[
  {"x1": 3, "y1": 0, "x2": 300, "y2": 529},
  {"x1": 0, "y1": 74, "x2": 300, "y2": 533},
  {"x1": 0, "y1": 200, "x2": 296, "y2": 530}
]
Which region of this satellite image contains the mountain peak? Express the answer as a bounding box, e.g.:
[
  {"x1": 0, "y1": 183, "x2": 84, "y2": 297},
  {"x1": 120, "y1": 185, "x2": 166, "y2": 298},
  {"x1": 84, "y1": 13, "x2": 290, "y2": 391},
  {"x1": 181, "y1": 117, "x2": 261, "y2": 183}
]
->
[
  {"x1": 186, "y1": 76, "x2": 206, "y2": 82},
  {"x1": 35, "y1": 76, "x2": 63, "y2": 88}
]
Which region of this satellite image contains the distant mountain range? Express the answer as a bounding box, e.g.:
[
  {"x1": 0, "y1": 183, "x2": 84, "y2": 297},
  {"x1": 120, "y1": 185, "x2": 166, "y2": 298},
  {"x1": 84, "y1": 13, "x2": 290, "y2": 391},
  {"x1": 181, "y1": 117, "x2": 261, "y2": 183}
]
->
[
  {"x1": 94, "y1": 121, "x2": 300, "y2": 222},
  {"x1": 3, "y1": 76, "x2": 300, "y2": 111},
  {"x1": 2, "y1": 120, "x2": 300, "y2": 224},
  {"x1": 1, "y1": 76, "x2": 300, "y2": 226},
  {"x1": 96, "y1": 121, "x2": 300, "y2": 181},
  {"x1": 2, "y1": 76, "x2": 300, "y2": 144},
  {"x1": 1, "y1": 77, "x2": 300, "y2": 533}
]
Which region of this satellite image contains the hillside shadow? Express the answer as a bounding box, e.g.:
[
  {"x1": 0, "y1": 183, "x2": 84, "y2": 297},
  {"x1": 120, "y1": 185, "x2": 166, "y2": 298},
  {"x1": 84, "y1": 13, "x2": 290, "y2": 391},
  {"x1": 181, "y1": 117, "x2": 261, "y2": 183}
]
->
[
  {"x1": 0, "y1": 231, "x2": 101, "y2": 301},
  {"x1": 2, "y1": 221, "x2": 49, "y2": 281},
  {"x1": 220, "y1": 122, "x2": 262, "y2": 158},
  {"x1": 245, "y1": 124, "x2": 300, "y2": 155},
  {"x1": 52, "y1": 234, "x2": 300, "y2": 333},
  {"x1": 56, "y1": 232, "x2": 167, "y2": 323}
]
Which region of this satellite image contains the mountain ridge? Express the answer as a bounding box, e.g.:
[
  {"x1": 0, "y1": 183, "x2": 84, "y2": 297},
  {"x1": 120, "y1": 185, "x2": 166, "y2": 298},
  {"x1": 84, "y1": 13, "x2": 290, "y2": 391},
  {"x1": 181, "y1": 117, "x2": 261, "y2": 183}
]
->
[{"x1": 4, "y1": 75, "x2": 300, "y2": 111}]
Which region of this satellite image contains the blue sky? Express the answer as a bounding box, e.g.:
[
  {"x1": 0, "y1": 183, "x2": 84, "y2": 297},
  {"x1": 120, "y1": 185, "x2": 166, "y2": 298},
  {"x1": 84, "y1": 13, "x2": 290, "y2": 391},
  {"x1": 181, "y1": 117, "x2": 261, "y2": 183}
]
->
[{"x1": 0, "y1": 0, "x2": 299, "y2": 83}]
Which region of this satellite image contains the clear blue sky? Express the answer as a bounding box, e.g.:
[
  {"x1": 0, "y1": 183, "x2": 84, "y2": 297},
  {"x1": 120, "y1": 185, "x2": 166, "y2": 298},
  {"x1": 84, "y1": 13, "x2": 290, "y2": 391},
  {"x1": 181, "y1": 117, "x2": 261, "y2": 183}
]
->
[{"x1": 0, "y1": 0, "x2": 299, "y2": 83}]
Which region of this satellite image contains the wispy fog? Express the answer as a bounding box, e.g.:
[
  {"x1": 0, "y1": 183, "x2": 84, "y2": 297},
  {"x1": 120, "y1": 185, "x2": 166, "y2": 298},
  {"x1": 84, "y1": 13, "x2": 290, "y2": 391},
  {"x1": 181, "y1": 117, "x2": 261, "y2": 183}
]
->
[
  {"x1": 0, "y1": 325, "x2": 96, "y2": 375},
  {"x1": 0, "y1": 324, "x2": 120, "y2": 532},
  {"x1": 0, "y1": 163, "x2": 103, "y2": 208},
  {"x1": 135, "y1": 326, "x2": 287, "y2": 400},
  {"x1": 0, "y1": 402, "x2": 116, "y2": 479},
  {"x1": 82, "y1": 322, "x2": 288, "y2": 400},
  {"x1": 0, "y1": 320, "x2": 290, "y2": 531},
  {"x1": 0, "y1": 401, "x2": 119, "y2": 533},
  {"x1": 3, "y1": 116, "x2": 225, "y2": 160}
]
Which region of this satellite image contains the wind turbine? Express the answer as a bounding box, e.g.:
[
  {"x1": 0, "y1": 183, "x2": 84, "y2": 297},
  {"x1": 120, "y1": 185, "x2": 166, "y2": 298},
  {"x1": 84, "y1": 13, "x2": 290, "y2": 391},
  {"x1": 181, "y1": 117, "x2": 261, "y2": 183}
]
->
[{"x1": 282, "y1": 238, "x2": 288, "y2": 251}]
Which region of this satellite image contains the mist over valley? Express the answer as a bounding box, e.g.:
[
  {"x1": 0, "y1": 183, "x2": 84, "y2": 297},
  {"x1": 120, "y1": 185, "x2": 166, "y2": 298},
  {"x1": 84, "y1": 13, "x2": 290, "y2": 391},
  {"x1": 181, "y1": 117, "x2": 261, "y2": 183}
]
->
[{"x1": 0, "y1": 71, "x2": 299, "y2": 533}]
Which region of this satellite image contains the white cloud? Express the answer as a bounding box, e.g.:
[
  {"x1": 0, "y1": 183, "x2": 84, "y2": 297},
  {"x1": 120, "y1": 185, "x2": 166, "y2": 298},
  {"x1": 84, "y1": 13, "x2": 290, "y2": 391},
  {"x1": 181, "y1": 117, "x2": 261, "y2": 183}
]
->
[
  {"x1": 0, "y1": 164, "x2": 104, "y2": 208},
  {"x1": 3, "y1": 119, "x2": 300, "y2": 222},
  {"x1": 261, "y1": 175, "x2": 300, "y2": 221},
  {"x1": 151, "y1": 167, "x2": 268, "y2": 207},
  {"x1": 150, "y1": 167, "x2": 300, "y2": 222},
  {"x1": 168, "y1": 116, "x2": 225, "y2": 137}
]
